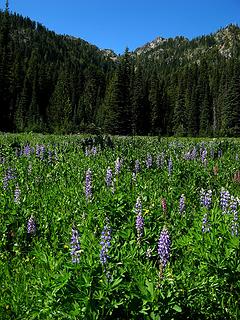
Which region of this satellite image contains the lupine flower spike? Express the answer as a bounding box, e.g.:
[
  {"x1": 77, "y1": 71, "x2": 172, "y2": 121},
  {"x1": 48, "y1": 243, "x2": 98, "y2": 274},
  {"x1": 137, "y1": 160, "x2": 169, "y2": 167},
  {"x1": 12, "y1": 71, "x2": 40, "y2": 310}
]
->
[
  {"x1": 100, "y1": 219, "x2": 111, "y2": 267},
  {"x1": 14, "y1": 184, "x2": 21, "y2": 204},
  {"x1": 179, "y1": 194, "x2": 186, "y2": 214},
  {"x1": 168, "y1": 158, "x2": 172, "y2": 175},
  {"x1": 220, "y1": 188, "x2": 230, "y2": 213},
  {"x1": 200, "y1": 189, "x2": 212, "y2": 233},
  {"x1": 135, "y1": 197, "x2": 144, "y2": 243},
  {"x1": 158, "y1": 226, "x2": 171, "y2": 278},
  {"x1": 146, "y1": 154, "x2": 152, "y2": 169},
  {"x1": 115, "y1": 157, "x2": 121, "y2": 175},
  {"x1": 85, "y1": 168, "x2": 92, "y2": 201},
  {"x1": 105, "y1": 167, "x2": 113, "y2": 187},
  {"x1": 134, "y1": 159, "x2": 141, "y2": 173},
  {"x1": 27, "y1": 216, "x2": 36, "y2": 235},
  {"x1": 70, "y1": 226, "x2": 81, "y2": 263}
]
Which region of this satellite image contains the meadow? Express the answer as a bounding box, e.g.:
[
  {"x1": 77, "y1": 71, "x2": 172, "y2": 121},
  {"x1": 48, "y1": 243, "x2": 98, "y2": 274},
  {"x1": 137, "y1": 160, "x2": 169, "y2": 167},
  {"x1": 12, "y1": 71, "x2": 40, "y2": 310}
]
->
[{"x1": 0, "y1": 133, "x2": 239, "y2": 319}]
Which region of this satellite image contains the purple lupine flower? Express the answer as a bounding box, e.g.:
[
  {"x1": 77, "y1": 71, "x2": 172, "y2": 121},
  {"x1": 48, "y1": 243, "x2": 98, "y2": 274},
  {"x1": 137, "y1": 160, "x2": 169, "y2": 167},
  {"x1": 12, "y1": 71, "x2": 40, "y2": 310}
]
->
[
  {"x1": 85, "y1": 168, "x2": 92, "y2": 200},
  {"x1": 115, "y1": 157, "x2": 121, "y2": 175},
  {"x1": 39, "y1": 145, "x2": 45, "y2": 160},
  {"x1": 191, "y1": 147, "x2": 197, "y2": 160},
  {"x1": 14, "y1": 184, "x2": 21, "y2": 204},
  {"x1": 35, "y1": 144, "x2": 41, "y2": 157},
  {"x1": 36, "y1": 144, "x2": 45, "y2": 159},
  {"x1": 27, "y1": 216, "x2": 36, "y2": 235},
  {"x1": 218, "y1": 149, "x2": 222, "y2": 158},
  {"x1": 70, "y1": 226, "x2": 81, "y2": 263},
  {"x1": 210, "y1": 148, "x2": 214, "y2": 159},
  {"x1": 105, "y1": 167, "x2": 113, "y2": 187},
  {"x1": 92, "y1": 146, "x2": 97, "y2": 155},
  {"x1": 200, "y1": 189, "x2": 212, "y2": 232},
  {"x1": 157, "y1": 152, "x2": 165, "y2": 168},
  {"x1": 135, "y1": 197, "x2": 144, "y2": 242},
  {"x1": 3, "y1": 168, "x2": 15, "y2": 190},
  {"x1": 158, "y1": 226, "x2": 171, "y2": 270},
  {"x1": 228, "y1": 197, "x2": 239, "y2": 236},
  {"x1": 201, "y1": 149, "x2": 207, "y2": 163},
  {"x1": 85, "y1": 147, "x2": 89, "y2": 157},
  {"x1": 146, "y1": 154, "x2": 152, "y2": 169},
  {"x1": 231, "y1": 213, "x2": 238, "y2": 236},
  {"x1": 184, "y1": 151, "x2": 191, "y2": 161},
  {"x1": 168, "y1": 158, "x2": 172, "y2": 175},
  {"x1": 179, "y1": 194, "x2": 186, "y2": 214},
  {"x1": 220, "y1": 188, "x2": 230, "y2": 213},
  {"x1": 100, "y1": 220, "x2": 111, "y2": 265},
  {"x1": 200, "y1": 189, "x2": 212, "y2": 209},
  {"x1": 23, "y1": 144, "x2": 31, "y2": 157},
  {"x1": 135, "y1": 159, "x2": 141, "y2": 173},
  {"x1": 202, "y1": 213, "x2": 210, "y2": 233},
  {"x1": 229, "y1": 196, "x2": 237, "y2": 212},
  {"x1": 0, "y1": 156, "x2": 5, "y2": 164},
  {"x1": 54, "y1": 150, "x2": 58, "y2": 161}
]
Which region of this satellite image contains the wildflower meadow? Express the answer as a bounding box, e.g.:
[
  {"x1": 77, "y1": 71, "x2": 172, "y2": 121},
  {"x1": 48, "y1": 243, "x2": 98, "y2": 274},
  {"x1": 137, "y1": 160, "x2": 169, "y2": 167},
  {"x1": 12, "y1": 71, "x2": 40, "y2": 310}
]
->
[{"x1": 0, "y1": 134, "x2": 239, "y2": 319}]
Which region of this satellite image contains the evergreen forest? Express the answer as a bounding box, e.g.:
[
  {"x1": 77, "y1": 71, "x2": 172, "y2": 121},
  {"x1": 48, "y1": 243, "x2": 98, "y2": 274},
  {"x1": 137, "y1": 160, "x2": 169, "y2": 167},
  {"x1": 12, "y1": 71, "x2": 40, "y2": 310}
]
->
[{"x1": 0, "y1": 7, "x2": 240, "y2": 136}]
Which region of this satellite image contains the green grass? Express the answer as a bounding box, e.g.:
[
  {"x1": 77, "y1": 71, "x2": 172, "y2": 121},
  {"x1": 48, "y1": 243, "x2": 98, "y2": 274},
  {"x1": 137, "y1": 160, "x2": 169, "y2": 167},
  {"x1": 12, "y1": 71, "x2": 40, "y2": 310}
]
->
[{"x1": 0, "y1": 134, "x2": 239, "y2": 319}]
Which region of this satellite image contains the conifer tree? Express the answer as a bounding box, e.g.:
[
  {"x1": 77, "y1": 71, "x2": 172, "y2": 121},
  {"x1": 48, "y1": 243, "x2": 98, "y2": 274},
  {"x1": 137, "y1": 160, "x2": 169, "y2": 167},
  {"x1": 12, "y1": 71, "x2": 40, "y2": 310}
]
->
[{"x1": 47, "y1": 70, "x2": 73, "y2": 133}]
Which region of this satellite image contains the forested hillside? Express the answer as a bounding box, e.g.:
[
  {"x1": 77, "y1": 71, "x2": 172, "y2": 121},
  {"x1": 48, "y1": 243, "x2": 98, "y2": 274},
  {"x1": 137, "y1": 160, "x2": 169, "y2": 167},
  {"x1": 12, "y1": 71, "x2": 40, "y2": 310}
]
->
[{"x1": 0, "y1": 7, "x2": 240, "y2": 136}]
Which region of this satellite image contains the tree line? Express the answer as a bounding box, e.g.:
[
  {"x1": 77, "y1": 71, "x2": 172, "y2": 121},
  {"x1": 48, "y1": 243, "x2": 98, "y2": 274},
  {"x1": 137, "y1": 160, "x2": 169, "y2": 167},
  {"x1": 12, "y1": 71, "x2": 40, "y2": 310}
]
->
[{"x1": 0, "y1": 8, "x2": 240, "y2": 136}]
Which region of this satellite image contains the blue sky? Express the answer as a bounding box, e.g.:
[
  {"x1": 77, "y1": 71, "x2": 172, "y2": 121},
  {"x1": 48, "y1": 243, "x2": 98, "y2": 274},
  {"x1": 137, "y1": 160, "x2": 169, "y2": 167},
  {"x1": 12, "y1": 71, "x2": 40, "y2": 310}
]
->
[{"x1": 1, "y1": 0, "x2": 240, "y2": 54}]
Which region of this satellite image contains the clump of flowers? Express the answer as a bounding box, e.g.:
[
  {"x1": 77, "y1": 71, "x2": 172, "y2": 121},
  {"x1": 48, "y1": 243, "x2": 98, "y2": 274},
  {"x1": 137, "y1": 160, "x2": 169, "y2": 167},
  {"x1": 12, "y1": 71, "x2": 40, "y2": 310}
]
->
[
  {"x1": 135, "y1": 197, "x2": 144, "y2": 242},
  {"x1": 146, "y1": 154, "x2": 152, "y2": 169},
  {"x1": 105, "y1": 167, "x2": 113, "y2": 187},
  {"x1": 27, "y1": 216, "x2": 36, "y2": 235},
  {"x1": 36, "y1": 144, "x2": 46, "y2": 160},
  {"x1": 191, "y1": 147, "x2": 197, "y2": 160},
  {"x1": 85, "y1": 168, "x2": 92, "y2": 200},
  {"x1": 100, "y1": 219, "x2": 111, "y2": 267},
  {"x1": 115, "y1": 157, "x2": 122, "y2": 175},
  {"x1": 156, "y1": 152, "x2": 165, "y2": 168},
  {"x1": 200, "y1": 189, "x2": 212, "y2": 232},
  {"x1": 134, "y1": 159, "x2": 141, "y2": 173},
  {"x1": 92, "y1": 146, "x2": 97, "y2": 155},
  {"x1": 210, "y1": 148, "x2": 214, "y2": 159},
  {"x1": 70, "y1": 226, "x2": 81, "y2": 263},
  {"x1": 218, "y1": 149, "x2": 222, "y2": 158},
  {"x1": 3, "y1": 168, "x2": 15, "y2": 190},
  {"x1": 179, "y1": 194, "x2": 186, "y2": 214},
  {"x1": 200, "y1": 189, "x2": 212, "y2": 209},
  {"x1": 158, "y1": 226, "x2": 171, "y2": 275},
  {"x1": 202, "y1": 214, "x2": 210, "y2": 233},
  {"x1": 23, "y1": 144, "x2": 31, "y2": 157},
  {"x1": 201, "y1": 148, "x2": 207, "y2": 163},
  {"x1": 168, "y1": 158, "x2": 172, "y2": 175},
  {"x1": 220, "y1": 188, "x2": 230, "y2": 213},
  {"x1": 14, "y1": 184, "x2": 21, "y2": 204}
]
